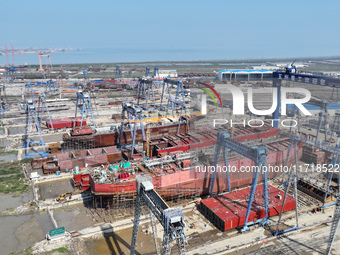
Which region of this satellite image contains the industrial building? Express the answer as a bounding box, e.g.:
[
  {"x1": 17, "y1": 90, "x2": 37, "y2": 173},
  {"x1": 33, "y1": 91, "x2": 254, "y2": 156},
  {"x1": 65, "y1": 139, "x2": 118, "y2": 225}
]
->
[
  {"x1": 217, "y1": 69, "x2": 273, "y2": 81},
  {"x1": 156, "y1": 69, "x2": 178, "y2": 78},
  {"x1": 288, "y1": 102, "x2": 340, "y2": 117},
  {"x1": 1, "y1": 62, "x2": 340, "y2": 255}
]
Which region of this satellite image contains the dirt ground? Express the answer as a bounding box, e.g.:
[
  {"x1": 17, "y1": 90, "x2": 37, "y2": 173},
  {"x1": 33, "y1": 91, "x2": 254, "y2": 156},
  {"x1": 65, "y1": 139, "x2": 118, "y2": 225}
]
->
[{"x1": 37, "y1": 179, "x2": 74, "y2": 200}]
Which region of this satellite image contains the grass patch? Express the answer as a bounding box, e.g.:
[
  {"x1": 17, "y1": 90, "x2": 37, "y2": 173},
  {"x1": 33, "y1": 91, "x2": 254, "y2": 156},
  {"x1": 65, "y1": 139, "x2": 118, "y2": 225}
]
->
[
  {"x1": 52, "y1": 247, "x2": 69, "y2": 253},
  {"x1": 20, "y1": 158, "x2": 33, "y2": 164},
  {"x1": 12, "y1": 194, "x2": 21, "y2": 198},
  {"x1": 0, "y1": 162, "x2": 22, "y2": 176},
  {"x1": 0, "y1": 150, "x2": 18, "y2": 157},
  {"x1": 0, "y1": 161, "x2": 28, "y2": 193},
  {"x1": 23, "y1": 245, "x2": 33, "y2": 255},
  {"x1": 0, "y1": 173, "x2": 28, "y2": 193}
]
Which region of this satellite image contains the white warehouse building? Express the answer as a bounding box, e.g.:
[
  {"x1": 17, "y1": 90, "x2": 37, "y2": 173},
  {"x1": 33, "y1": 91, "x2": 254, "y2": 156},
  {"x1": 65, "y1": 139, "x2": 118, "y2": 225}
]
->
[
  {"x1": 217, "y1": 69, "x2": 273, "y2": 81},
  {"x1": 156, "y1": 70, "x2": 178, "y2": 78}
]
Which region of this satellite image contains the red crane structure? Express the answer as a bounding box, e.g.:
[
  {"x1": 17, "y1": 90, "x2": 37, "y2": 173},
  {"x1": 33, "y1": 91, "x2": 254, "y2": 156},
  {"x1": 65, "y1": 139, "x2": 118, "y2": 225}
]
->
[
  {"x1": 38, "y1": 52, "x2": 52, "y2": 72},
  {"x1": 11, "y1": 44, "x2": 15, "y2": 65},
  {"x1": 4, "y1": 44, "x2": 9, "y2": 64}
]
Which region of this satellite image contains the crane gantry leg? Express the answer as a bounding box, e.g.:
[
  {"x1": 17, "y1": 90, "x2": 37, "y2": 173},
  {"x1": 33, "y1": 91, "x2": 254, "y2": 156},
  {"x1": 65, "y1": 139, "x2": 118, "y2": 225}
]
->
[
  {"x1": 241, "y1": 163, "x2": 264, "y2": 232},
  {"x1": 130, "y1": 175, "x2": 186, "y2": 255},
  {"x1": 275, "y1": 140, "x2": 299, "y2": 235},
  {"x1": 322, "y1": 154, "x2": 339, "y2": 208},
  {"x1": 325, "y1": 198, "x2": 340, "y2": 255},
  {"x1": 210, "y1": 132, "x2": 231, "y2": 197},
  {"x1": 130, "y1": 195, "x2": 142, "y2": 255},
  {"x1": 209, "y1": 130, "x2": 269, "y2": 232},
  {"x1": 149, "y1": 208, "x2": 160, "y2": 255}
]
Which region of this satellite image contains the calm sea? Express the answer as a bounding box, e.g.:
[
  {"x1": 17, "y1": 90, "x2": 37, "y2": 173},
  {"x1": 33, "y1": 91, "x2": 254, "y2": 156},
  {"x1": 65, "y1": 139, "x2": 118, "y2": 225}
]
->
[{"x1": 2, "y1": 47, "x2": 270, "y2": 66}]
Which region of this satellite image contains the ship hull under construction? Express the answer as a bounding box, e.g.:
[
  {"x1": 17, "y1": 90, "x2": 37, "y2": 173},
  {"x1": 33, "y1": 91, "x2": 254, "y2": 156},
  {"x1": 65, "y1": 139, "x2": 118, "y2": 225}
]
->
[
  {"x1": 63, "y1": 121, "x2": 190, "y2": 149},
  {"x1": 89, "y1": 137, "x2": 303, "y2": 198}
]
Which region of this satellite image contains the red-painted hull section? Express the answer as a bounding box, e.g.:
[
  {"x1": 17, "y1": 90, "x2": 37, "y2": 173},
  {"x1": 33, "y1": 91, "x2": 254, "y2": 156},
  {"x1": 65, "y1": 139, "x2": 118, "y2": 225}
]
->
[{"x1": 200, "y1": 185, "x2": 296, "y2": 231}]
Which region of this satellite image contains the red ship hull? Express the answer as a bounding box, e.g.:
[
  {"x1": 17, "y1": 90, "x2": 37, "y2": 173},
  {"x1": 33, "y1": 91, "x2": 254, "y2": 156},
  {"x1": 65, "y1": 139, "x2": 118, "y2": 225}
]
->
[{"x1": 89, "y1": 137, "x2": 303, "y2": 197}]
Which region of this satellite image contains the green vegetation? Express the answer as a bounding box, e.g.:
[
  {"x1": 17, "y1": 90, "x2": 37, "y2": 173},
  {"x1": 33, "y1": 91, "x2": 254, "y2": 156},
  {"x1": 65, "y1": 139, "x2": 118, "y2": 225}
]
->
[
  {"x1": 20, "y1": 158, "x2": 33, "y2": 164},
  {"x1": 0, "y1": 162, "x2": 22, "y2": 176},
  {"x1": 12, "y1": 194, "x2": 21, "y2": 198},
  {"x1": 0, "y1": 162, "x2": 28, "y2": 194},
  {"x1": 6, "y1": 208, "x2": 15, "y2": 212},
  {"x1": 52, "y1": 247, "x2": 69, "y2": 253},
  {"x1": 0, "y1": 150, "x2": 18, "y2": 157},
  {"x1": 0, "y1": 145, "x2": 17, "y2": 157},
  {"x1": 0, "y1": 173, "x2": 28, "y2": 193},
  {"x1": 23, "y1": 246, "x2": 33, "y2": 255}
]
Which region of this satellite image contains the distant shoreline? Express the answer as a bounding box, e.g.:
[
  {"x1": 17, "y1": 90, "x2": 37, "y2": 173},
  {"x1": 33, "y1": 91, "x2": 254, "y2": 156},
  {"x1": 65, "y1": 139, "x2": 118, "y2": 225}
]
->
[{"x1": 46, "y1": 55, "x2": 340, "y2": 66}]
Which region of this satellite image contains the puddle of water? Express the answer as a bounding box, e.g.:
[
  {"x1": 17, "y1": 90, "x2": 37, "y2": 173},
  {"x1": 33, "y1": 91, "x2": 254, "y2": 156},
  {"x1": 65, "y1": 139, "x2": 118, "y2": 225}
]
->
[
  {"x1": 0, "y1": 154, "x2": 17, "y2": 162},
  {"x1": 0, "y1": 140, "x2": 11, "y2": 146}
]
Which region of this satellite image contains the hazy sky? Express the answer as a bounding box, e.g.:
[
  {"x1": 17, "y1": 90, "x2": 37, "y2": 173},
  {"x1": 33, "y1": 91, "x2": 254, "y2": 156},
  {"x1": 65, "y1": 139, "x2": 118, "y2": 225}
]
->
[{"x1": 2, "y1": 0, "x2": 340, "y2": 59}]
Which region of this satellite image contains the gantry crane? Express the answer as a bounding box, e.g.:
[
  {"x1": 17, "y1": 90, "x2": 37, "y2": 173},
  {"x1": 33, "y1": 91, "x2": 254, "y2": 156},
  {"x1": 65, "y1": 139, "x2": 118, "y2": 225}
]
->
[
  {"x1": 272, "y1": 68, "x2": 340, "y2": 127},
  {"x1": 161, "y1": 78, "x2": 188, "y2": 134},
  {"x1": 5, "y1": 66, "x2": 17, "y2": 82},
  {"x1": 154, "y1": 67, "x2": 160, "y2": 79},
  {"x1": 130, "y1": 175, "x2": 187, "y2": 255},
  {"x1": 210, "y1": 130, "x2": 269, "y2": 232},
  {"x1": 136, "y1": 78, "x2": 156, "y2": 110},
  {"x1": 118, "y1": 101, "x2": 145, "y2": 156},
  {"x1": 75, "y1": 87, "x2": 96, "y2": 128},
  {"x1": 38, "y1": 52, "x2": 52, "y2": 72},
  {"x1": 275, "y1": 135, "x2": 300, "y2": 235},
  {"x1": 308, "y1": 98, "x2": 330, "y2": 141},
  {"x1": 11, "y1": 44, "x2": 15, "y2": 65},
  {"x1": 281, "y1": 131, "x2": 340, "y2": 208},
  {"x1": 145, "y1": 66, "x2": 151, "y2": 77},
  {"x1": 45, "y1": 79, "x2": 59, "y2": 95},
  {"x1": 0, "y1": 84, "x2": 9, "y2": 116},
  {"x1": 23, "y1": 83, "x2": 48, "y2": 158},
  {"x1": 325, "y1": 197, "x2": 340, "y2": 255},
  {"x1": 37, "y1": 93, "x2": 54, "y2": 130},
  {"x1": 115, "y1": 66, "x2": 122, "y2": 79}
]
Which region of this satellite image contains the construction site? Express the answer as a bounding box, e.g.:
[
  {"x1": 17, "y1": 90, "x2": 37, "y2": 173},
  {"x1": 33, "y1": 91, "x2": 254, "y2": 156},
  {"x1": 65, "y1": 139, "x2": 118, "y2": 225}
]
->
[{"x1": 2, "y1": 58, "x2": 340, "y2": 255}]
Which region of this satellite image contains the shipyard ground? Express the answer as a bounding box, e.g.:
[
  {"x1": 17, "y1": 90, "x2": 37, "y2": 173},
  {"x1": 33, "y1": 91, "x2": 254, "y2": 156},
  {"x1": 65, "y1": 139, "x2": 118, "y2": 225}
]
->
[
  {"x1": 1, "y1": 59, "x2": 340, "y2": 254},
  {"x1": 3, "y1": 194, "x2": 336, "y2": 255}
]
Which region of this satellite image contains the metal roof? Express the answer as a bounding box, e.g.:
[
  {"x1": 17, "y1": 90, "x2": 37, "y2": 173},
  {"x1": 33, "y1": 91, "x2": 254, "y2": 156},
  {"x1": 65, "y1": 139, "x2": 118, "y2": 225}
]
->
[
  {"x1": 288, "y1": 102, "x2": 340, "y2": 111},
  {"x1": 219, "y1": 69, "x2": 273, "y2": 74}
]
